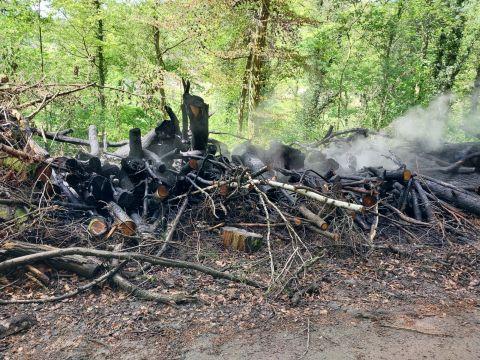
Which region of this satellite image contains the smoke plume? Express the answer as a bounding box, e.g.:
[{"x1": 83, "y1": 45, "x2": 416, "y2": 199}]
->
[{"x1": 310, "y1": 95, "x2": 457, "y2": 172}]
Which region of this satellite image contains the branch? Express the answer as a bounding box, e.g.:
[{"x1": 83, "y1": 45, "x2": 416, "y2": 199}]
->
[
  {"x1": 161, "y1": 37, "x2": 189, "y2": 55},
  {"x1": 31, "y1": 128, "x2": 128, "y2": 147},
  {"x1": 0, "y1": 243, "x2": 265, "y2": 289},
  {"x1": 18, "y1": 83, "x2": 95, "y2": 110},
  {"x1": 0, "y1": 262, "x2": 126, "y2": 304}
]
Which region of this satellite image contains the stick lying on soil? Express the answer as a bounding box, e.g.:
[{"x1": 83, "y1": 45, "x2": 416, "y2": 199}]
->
[
  {"x1": 0, "y1": 242, "x2": 265, "y2": 289},
  {"x1": 0, "y1": 262, "x2": 126, "y2": 305}
]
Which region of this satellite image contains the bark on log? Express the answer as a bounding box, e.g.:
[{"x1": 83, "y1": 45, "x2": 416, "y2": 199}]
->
[
  {"x1": 101, "y1": 162, "x2": 121, "y2": 179},
  {"x1": 112, "y1": 186, "x2": 134, "y2": 209},
  {"x1": 0, "y1": 314, "x2": 37, "y2": 339},
  {"x1": 181, "y1": 78, "x2": 190, "y2": 140},
  {"x1": 112, "y1": 273, "x2": 192, "y2": 305},
  {"x1": 367, "y1": 167, "x2": 411, "y2": 182},
  {"x1": 164, "y1": 105, "x2": 181, "y2": 136},
  {"x1": 410, "y1": 189, "x2": 422, "y2": 221},
  {"x1": 298, "y1": 205, "x2": 329, "y2": 230},
  {"x1": 113, "y1": 128, "x2": 157, "y2": 158},
  {"x1": 423, "y1": 179, "x2": 480, "y2": 216},
  {"x1": 128, "y1": 128, "x2": 144, "y2": 159},
  {"x1": 1, "y1": 241, "x2": 101, "y2": 278},
  {"x1": 106, "y1": 201, "x2": 136, "y2": 236},
  {"x1": 88, "y1": 124, "x2": 100, "y2": 157},
  {"x1": 413, "y1": 179, "x2": 434, "y2": 222},
  {"x1": 143, "y1": 149, "x2": 166, "y2": 173},
  {"x1": 183, "y1": 91, "x2": 209, "y2": 151}
]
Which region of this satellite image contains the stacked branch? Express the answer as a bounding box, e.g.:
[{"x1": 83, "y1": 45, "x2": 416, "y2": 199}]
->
[{"x1": 1, "y1": 79, "x2": 479, "y2": 306}]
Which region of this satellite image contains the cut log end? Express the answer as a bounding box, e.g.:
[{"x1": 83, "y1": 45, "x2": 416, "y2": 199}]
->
[
  {"x1": 116, "y1": 221, "x2": 137, "y2": 237},
  {"x1": 188, "y1": 158, "x2": 198, "y2": 170},
  {"x1": 219, "y1": 184, "x2": 229, "y2": 197},
  {"x1": 155, "y1": 184, "x2": 170, "y2": 200},
  {"x1": 221, "y1": 227, "x2": 263, "y2": 252},
  {"x1": 403, "y1": 169, "x2": 412, "y2": 182},
  {"x1": 362, "y1": 194, "x2": 377, "y2": 208},
  {"x1": 88, "y1": 217, "x2": 109, "y2": 237}
]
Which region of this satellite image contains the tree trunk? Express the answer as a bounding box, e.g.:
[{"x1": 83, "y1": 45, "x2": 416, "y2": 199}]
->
[
  {"x1": 470, "y1": 60, "x2": 480, "y2": 116},
  {"x1": 432, "y1": 0, "x2": 466, "y2": 93},
  {"x1": 238, "y1": 50, "x2": 253, "y2": 133},
  {"x1": 183, "y1": 92, "x2": 209, "y2": 151},
  {"x1": 376, "y1": 0, "x2": 404, "y2": 129},
  {"x1": 37, "y1": 0, "x2": 44, "y2": 75},
  {"x1": 237, "y1": 0, "x2": 270, "y2": 137},
  {"x1": 153, "y1": 25, "x2": 167, "y2": 111},
  {"x1": 93, "y1": 0, "x2": 106, "y2": 119}
]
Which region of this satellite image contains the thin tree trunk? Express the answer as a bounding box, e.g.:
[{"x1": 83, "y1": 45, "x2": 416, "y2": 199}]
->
[
  {"x1": 470, "y1": 61, "x2": 480, "y2": 115},
  {"x1": 237, "y1": 0, "x2": 270, "y2": 137},
  {"x1": 251, "y1": 0, "x2": 270, "y2": 107},
  {"x1": 376, "y1": 0, "x2": 404, "y2": 129},
  {"x1": 37, "y1": 0, "x2": 44, "y2": 75},
  {"x1": 238, "y1": 51, "x2": 253, "y2": 133},
  {"x1": 153, "y1": 26, "x2": 167, "y2": 111},
  {"x1": 93, "y1": 0, "x2": 106, "y2": 120},
  {"x1": 432, "y1": 0, "x2": 466, "y2": 93}
]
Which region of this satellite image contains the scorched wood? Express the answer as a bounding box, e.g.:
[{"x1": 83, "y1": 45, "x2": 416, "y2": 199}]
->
[{"x1": 1, "y1": 241, "x2": 101, "y2": 278}]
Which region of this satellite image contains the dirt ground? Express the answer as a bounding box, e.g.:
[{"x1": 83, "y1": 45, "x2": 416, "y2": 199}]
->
[
  {"x1": 1, "y1": 296, "x2": 479, "y2": 360},
  {"x1": 2, "y1": 247, "x2": 479, "y2": 360},
  {"x1": 185, "y1": 309, "x2": 480, "y2": 360}
]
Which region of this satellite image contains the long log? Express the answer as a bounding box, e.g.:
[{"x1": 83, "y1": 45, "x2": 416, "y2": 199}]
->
[
  {"x1": 423, "y1": 179, "x2": 480, "y2": 216},
  {"x1": 32, "y1": 127, "x2": 127, "y2": 147},
  {"x1": 1, "y1": 241, "x2": 101, "y2": 278},
  {"x1": 298, "y1": 205, "x2": 328, "y2": 230},
  {"x1": 413, "y1": 179, "x2": 434, "y2": 222},
  {"x1": 0, "y1": 242, "x2": 265, "y2": 288},
  {"x1": 169, "y1": 178, "x2": 364, "y2": 212},
  {"x1": 266, "y1": 180, "x2": 364, "y2": 212}
]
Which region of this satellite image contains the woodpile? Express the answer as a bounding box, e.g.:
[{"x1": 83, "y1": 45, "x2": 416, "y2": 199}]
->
[{"x1": 1, "y1": 80, "x2": 479, "y2": 305}]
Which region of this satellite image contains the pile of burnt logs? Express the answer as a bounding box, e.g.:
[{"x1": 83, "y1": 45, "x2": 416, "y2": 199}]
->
[
  {"x1": 36, "y1": 80, "x2": 215, "y2": 237},
  {"x1": 2, "y1": 80, "x2": 480, "y2": 247}
]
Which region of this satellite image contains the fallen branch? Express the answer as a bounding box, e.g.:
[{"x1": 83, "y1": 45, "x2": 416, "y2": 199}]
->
[
  {"x1": 112, "y1": 274, "x2": 196, "y2": 305},
  {"x1": 0, "y1": 242, "x2": 265, "y2": 288},
  {"x1": 0, "y1": 262, "x2": 125, "y2": 304},
  {"x1": 265, "y1": 180, "x2": 364, "y2": 212},
  {"x1": 31, "y1": 128, "x2": 127, "y2": 147},
  {"x1": 158, "y1": 197, "x2": 189, "y2": 256}
]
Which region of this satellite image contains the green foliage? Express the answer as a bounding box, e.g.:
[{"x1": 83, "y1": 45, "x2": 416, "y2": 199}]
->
[{"x1": 1, "y1": 0, "x2": 480, "y2": 144}]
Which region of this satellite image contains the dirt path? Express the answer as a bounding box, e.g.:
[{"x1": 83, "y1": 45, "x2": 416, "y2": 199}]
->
[
  {"x1": 2, "y1": 296, "x2": 479, "y2": 359},
  {"x1": 185, "y1": 309, "x2": 480, "y2": 360}
]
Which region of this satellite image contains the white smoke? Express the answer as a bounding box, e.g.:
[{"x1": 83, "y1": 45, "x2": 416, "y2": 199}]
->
[{"x1": 310, "y1": 95, "x2": 455, "y2": 172}]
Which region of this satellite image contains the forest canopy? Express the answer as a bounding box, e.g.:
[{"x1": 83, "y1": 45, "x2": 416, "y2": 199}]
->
[{"x1": 1, "y1": 0, "x2": 480, "y2": 144}]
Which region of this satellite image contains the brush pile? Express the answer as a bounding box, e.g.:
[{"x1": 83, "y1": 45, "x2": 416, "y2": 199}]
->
[{"x1": 1, "y1": 80, "x2": 479, "y2": 305}]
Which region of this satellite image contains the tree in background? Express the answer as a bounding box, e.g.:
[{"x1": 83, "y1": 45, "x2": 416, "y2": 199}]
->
[{"x1": 1, "y1": 0, "x2": 479, "y2": 143}]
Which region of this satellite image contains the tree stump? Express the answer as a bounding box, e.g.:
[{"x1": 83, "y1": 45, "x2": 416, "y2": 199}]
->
[{"x1": 221, "y1": 227, "x2": 263, "y2": 252}]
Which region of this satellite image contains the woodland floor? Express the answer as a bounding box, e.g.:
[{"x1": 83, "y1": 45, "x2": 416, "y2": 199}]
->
[{"x1": 1, "y1": 243, "x2": 479, "y2": 360}]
